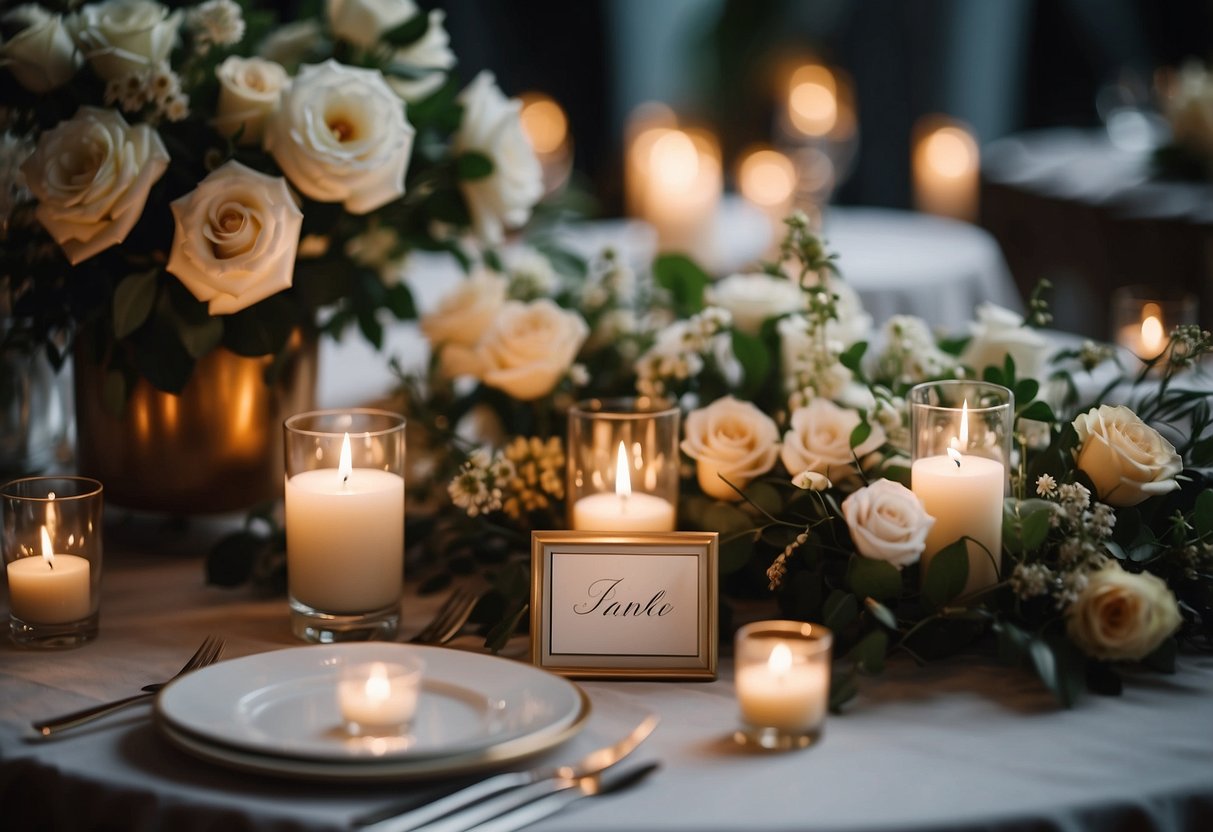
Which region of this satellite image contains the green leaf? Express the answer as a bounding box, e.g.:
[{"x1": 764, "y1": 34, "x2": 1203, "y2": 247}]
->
[
  {"x1": 847, "y1": 556, "x2": 902, "y2": 602},
  {"x1": 823, "y1": 589, "x2": 859, "y2": 631},
  {"x1": 1028, "y1": 637, "x2": 1084, "y2": 708},
  {"x1": 741, "y1": 482, "x2": 782, "y2": 517},
  {"x1": 1017, "y1": 400, "x2": 1057, "y2": 423},
  {"x1": 384, "y1": 283, "x2": 417, "y2": 319},
  {"x1": 456, "y1": 151, "x2": 494, "y2": 181},
  {"x1": 993, "y1": 619, "x2": 1030, "y2": 665},
  {"x1": 839, "y1": 341, "x2": 867, "y2": 373},
  {"x1": 223, "y1": 295, "x2": 296, "y2": 357},
  {"x1": 849, "y1": 420, "x2": 872, "y2": 451},
  {"x1": 719, "y1": 531, "x2": 758, "y2": 575},
  {"x1": 177, "y1": 316, "x2": 224, "y2": 359},
  {"x1": 484, "y1": 602, "x2": 527, "y2": 654},
  {"x1": 847, "y1": 629, "x2": 889, "y2": 674},
  {"x1": 653, "y1": 254, "x2": 709, "y2": 317},
  {"x1": 1004, "y1": 498, "x2": 1055, "y2": 554},
  {"x1": 922, "y1": 540, "x2": 969, "y2": 609},
  {"x1": 112, "y1": 269, "x2": 159, "y2": 339},
  {"x1": 1014, "y1": 378, "x2": 1040, "y2": 404},
  {"x1": 864, "y1": 597, "x2": 898, "y2": 631},
  {"x1": 381, "y1": 12, "x2": 428, "y2": 46},
  {"x1": 829, "y1": 665, "x2": 859, "y2": 711},
  {"x1": 730, "y1": 330, "x2": 771, "y2": 398}
]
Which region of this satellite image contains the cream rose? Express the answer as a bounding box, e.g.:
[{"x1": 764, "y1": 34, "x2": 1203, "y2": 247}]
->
[
  {"x1": 265, "y1": 60, "x2": 414, "y2": 215},
  {"x1": 21, "y1": 107, "x2": 169, "y2": 265},
  {"x1": 68, "y1": 0, "x2": 182, "y2": 81},
  {"x1": 1072, "y1": 405, "x2": 1181, "y2": 507},
  {"x1": 256, "y1": 20, "x2": 321, "y2": 70},
  {"x1": 466, "y1": 299, "x2": 588, "y2": 400},
  {"x1": 213, "y1": 56, "x2": 288, "y2": 146},
  {"x1": 681, "y1": 396, "x2": 780, "y2": 501},
  {"x1": 327, "y1": 0, "x2": 411, "y2": 49},
  {"x1": 0, "y1": 5, "x2": 81, "y2": 93},
  {"x1": 166, "y1": 161, "x2": 302, "y2": 315},
  {"x1": 707, "y1": 273, "x2": 803, "y2": 336},
  {"x1": 841, "y1": 479, "x2": 934, "y2": 568},
  {"x1": 1066, "y1": 565, "x2": 1182, "y2": 661},
  {"x1": 453, "y1": 71, "x2": 543, "y2": 245},
  {"x1": 780, "y1": 398, "x2": 886, "y2": 486},
  {"x1": 388, "y1": 10, "x2": 456, "y2": 102},
  {"x1": 960, "y1": 302, "x2": 1050, "y2": 381},
  {"x1": 421, "y1": 269, "x2": 508, "y2": 351}
]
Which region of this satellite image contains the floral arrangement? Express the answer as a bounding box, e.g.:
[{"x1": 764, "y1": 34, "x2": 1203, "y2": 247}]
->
[
  {"x1": 0, "y1": 0, "x2": 542, "y2": 397},
  {"x1": 401, "y1": 212, "x2": 1213, "y2": 708}
]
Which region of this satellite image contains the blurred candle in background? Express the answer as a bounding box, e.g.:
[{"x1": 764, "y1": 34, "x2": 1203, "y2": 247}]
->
[
  {"x1": 737, "y1": 146, "x2": 798, "y2": 255},
  {"x1": 518, "y1": 91, "x2": 573, "y2": 196},
  {"x1": 912, "y1": 117, "x2": 980, "y2": 222},
  {"x1": 787, "y1": 64, "x2": 838, "y2": 138},
  {"x1": 778, "y1": 62, "x2": 858, "y2": 219}
]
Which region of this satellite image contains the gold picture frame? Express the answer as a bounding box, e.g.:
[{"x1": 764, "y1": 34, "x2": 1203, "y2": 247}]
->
[{"x1": 530, "y1": 531, "x2": 718, "y2": 680}]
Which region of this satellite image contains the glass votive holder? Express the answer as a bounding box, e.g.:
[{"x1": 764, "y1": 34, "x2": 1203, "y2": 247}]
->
[
  {"x1": 567, "y1": 397, "x2": 680, "y2": 532},
  {"x1": 284, "y1": 409, "x2": 406, "y2": 643},
  {"x1": 909, "y1": 381, "x2": 1012, "y2": 595},
  {"x1": 734, "y1": 620, "x2": 832, "y2": 750},
  {"x1": 338, "y1": 658, "x2": 423, "y2": 737},
  {"x1": 1111, "y1": 285, "x2": 1198, "y2": 361},
  {"x1": 1, "y1": 476, "x2": 104, "y2": 648}
]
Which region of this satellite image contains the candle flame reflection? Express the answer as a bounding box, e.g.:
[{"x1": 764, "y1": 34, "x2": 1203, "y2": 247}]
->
[
  {"x1": 769, "y1": 642, "x2": 792, "y2": 675},
  {"x1": 615, "y1": 441, "x2": 632, "y2": 499},
  {"x1": 339, "y1": 432, "x2": 352, "y2": 486},
  {"x1": 365, "y1": 662, "x2": 391, "y2": 703}
]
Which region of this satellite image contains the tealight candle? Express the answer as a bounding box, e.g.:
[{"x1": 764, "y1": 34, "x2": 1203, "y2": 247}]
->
[
  {"x1": 568, "y1": 398, "x2": 680, "y2": 532},
  {"x1": 1, "y1": 476, "x2": 104, "y2": 648},
  {"x1": 734, "y1": 621, "x2": 832, "y2": 750},
  {"x1": 1111, "y1": 286, "x2": 1198, "y2": 363},
  {"x1": 912, "y1": 117, "x2": 979, "y2": 222},
  {"x1": 910, "y1": 383, "x2": 1012, "y2": 596},
  {"x1": 284, "y1": 409, "x2": 406, "y2": 643},
  {"x1": 339, "y1": 659, "x2": 423, "y2": 737}
]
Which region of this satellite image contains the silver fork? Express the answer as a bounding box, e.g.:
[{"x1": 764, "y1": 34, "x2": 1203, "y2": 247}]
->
[
  {"x1": 33, "y1": 635, "x2": 225, "y2": 737},
  {"x1": 408, "y1": 589, "x2": 478, "y2": 645}
]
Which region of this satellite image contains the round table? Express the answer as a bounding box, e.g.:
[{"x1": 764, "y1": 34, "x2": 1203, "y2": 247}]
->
[{"x1": 2, "y1": 527, "x2": 1211, "y2": 832}]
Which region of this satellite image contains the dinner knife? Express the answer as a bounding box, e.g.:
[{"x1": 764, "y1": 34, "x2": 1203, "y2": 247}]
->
[
  {"x1": 459, "y1": 761, "x2": 661, "y2": 832},
  {"x1": 355, "y1": 713, "x2": 659, "y2": 832}
]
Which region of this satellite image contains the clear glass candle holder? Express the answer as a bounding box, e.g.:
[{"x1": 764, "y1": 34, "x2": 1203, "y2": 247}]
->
[
  {"x1": 1, "y1": 476, "x2": 103, "y2": 648},
  {"x1": 567, "y1": 397, "x2": 680, "y2": 532},
  {"x1": 734, "y1": 620, "x2": 832, "y2": 750},
  {"x1": 338, "y1": 657, "x2": 423, "y2": 738},
  {"x1": 1111, "y1": 285, "x2": 1198, "y2": 361},
  {"x1": 909, "y1": 381, "x2": 1012, "y2": 595},
  {"x1": 284, "y1": 409, "x2": 406, "y2": 643}
]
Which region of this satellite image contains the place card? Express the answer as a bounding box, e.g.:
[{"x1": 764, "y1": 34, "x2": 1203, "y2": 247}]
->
[{"x1": 531, "y1": 531, "x2": 717, "y2": 680}]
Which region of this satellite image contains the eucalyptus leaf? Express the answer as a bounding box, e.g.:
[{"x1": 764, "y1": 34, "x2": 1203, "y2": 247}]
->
[
  {"x1": 742, "y1": 482, "x2": 782, "y2": 517},
  {"x1": 112, "y1": 269, "x2": 159, "y2": 339},
  {"x1": 922, "y1": 540, "x2": 969, "y2": 609},
  {"x1": 829, "y1": 666, "x2": 859, "y2": 711},
  {"x1": 1017, "y1": 400, "x2": 1056, "y2": 423},
  {"x1": 847, "y1": 629, "x2": 888, "y2": 674},
  {"x1": 653, "y1": 254, "x2": 709, "y2": 317},
  {"x1": 456, "y1": 151, "x2": 494, "y2": 181},
  {"x1": 839, "y1": 341, "x2": 867, "y2": 373},
  {"x1": 731, "y1": 330, "x2": 771, "y2": 399},
  {"x1": 848, "y1": 556, "x2": 902, "y2": 602},
  {"x1": 849, "y1": 420, "x2": 872, "y2": 451},
  {"x1": 823, "y1": 589, "x2": 859, "y2": 631},
  {"x1": 177, "y1": 316, "x2": 224, "y2": 359}
]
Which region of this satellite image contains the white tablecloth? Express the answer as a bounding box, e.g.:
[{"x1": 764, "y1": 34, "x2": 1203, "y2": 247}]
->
[{"x1": 2, "y1": 529, "x2": 1212, "y2": 832}]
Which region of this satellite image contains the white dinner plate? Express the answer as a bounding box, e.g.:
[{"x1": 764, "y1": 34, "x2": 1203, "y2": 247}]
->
[{"x1": 155, "y1": 644, "x2": 589, "y2": 768}]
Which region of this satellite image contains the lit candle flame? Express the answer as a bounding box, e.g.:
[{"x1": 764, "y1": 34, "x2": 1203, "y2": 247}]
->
[
  {"x1": 40, "y1": 526, "x2": 55, "y2": 570},
  {"x1": 769, "y1": 642, "x2": 792, "y2": 675},
  {"x1": 615, "y1": 441, "x2": 632, "y2": 500},
  {"x1": 364, "y1": 662, "x2": 390, "y2": 703},
  {"x1": 947, "y1": 447, "x2": 962, "y2": 468},
  {"x1": 338, "y1": 432, "x2": 352, "y2": 486},
  {"x1": 1140, "y1": 313, "x2": 1164, "y2": 355}
]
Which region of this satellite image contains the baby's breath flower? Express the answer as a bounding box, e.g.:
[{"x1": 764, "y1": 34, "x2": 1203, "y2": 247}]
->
[
  {"x1": 1011, "y1": 562, "x2": 1054, "y2": 599},
  {"x1": 188, "y1": 0, "x2": 246, "y2": 52},
  {"x1": 1035, "y1": 473, "x2": 1058, "y2": 498},
  {"x1": 568, "y1": 363, "x2": 589, "y2": 387},
  {"x1": 1078, "y1": 340, "x2": 1114, "y2": 371}
]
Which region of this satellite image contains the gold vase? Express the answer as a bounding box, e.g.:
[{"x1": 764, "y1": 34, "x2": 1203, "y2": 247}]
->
[{"x1": 74, "y1": 333, "x2": 317, "y2": 514}]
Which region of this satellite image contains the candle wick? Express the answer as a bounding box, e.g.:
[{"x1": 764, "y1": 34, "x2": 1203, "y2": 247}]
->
[
  {"x1": 343, "y1": 474, "x2": 349, "y2": 485},
  {"x1": 953, "y1": 457, "x2": 960, "y2": 469},
  {"x1": 47, "y1": 559, "x2": 54, "y2": 571}
]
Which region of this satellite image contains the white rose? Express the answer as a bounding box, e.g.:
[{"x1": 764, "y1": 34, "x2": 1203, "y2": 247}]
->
[
  {"x1": 256, "y1": 20, "x2": 321, "y2": 71},
  {"x1": 453, "y1": 71, "x2": 543, "y2": 245},
  {"x1": 166, "y1": 161, "x2": 302, "y2": 315},
  {"x1": 213, "y1": 56, "x2": 288, "y2": 146},
  {"x1": 792, "y1": 470, "x2": 831, "y2": 491},
  {"x1": 1066, "y1": 565, "x2": 1182, "y2": 661},
  {"x1": 421, "y1": 269, "x2": 508, "y2": 350},
  {"x1": 266, "y1": 60, "x2": 414, "y2": 214},
  {"x1": 1072, "y1": 405, "x2": 1182, "y2": 507},
  {"x1": 469, "y1": 299, "x2": 588, "y2": 400},
  {"x1": 681, "y1": 396, "x2": 780, "y2": 501},
  {"x1": 387, "y1": 10, "x2": 456, "y2": 102},
  {"x1": 780, "y1": 398, "x2": 886, "y2": 486},
  {"x1": 960, "y1": 302, "x2": 1050, "y2": 380},
  {"x1": 327, "y1": 0, "x2": 412, "y2": 49},
  {"x1": 0, "y1": 5, "x2": 81, "y2": 93},
  {"x1": 1166, "y1": 61, "x2": 1213, "y2": 160},
  {"x1": 68, "y1": 0, "x2": 182, "y2": 82},
  {"x1": 841, "y1": 478, "x2": 934, "y2": 568},
  {"x1": 21, "y1": 107, "x2": 169, "y2": 265},
  {"x1": 707, "y1": 272, "x2": 803, "y2": 336}
]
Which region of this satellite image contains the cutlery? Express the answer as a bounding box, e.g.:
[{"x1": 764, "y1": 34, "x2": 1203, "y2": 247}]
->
[
  {"x1": 457, "y1": 761, "x2": 660, "y2": 832},
  {"x1": 33, "y1": 635, "x2": 225, "y2": 737},
  {"x1": 409, "y1": 588, "x2": 479, "y2": 645},
  {"x1": 355, "y1": 713, "x2": 659, "y2": 832}
]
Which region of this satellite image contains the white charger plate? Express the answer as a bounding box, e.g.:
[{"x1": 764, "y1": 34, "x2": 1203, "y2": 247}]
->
[{"x1": 155, "y1": 644, "x2": 589, "y2": 769}]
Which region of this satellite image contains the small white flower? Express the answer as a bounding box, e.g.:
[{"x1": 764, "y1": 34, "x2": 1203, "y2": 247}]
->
[
  {"x1": 792, "y1": 470, "x2": 831, "y2": 491},
  {"x1": 187, "y1": 0, "x2": 244, "y2": 51},
  {"x1": 1035, "y1": 473, "x2": 1058, "y2": 498}
]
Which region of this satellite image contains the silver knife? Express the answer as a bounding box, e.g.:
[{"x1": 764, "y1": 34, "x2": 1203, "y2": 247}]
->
[
  {"x1": 356, "y1": 714, "x2": 659, "y2": 832},
  {"x1": 463, "y1": 761, "x2": 660, "y2": 832}
]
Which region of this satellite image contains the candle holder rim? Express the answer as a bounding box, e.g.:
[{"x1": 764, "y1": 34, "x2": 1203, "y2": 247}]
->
[
  {"x1": 1110, "y1": 284, "x2": 1199, "y2": 305},
  {"x1": 736, "y1": 620, "x2": 833, "y2": 651},
  {"x1": 284, "y1": 407, "x2": 406, "y2": 439},
  {"x1": 907, "y1": 380, "x2": 1013, "y2": 410},
  {"x1": 569, "y1": 396, "x2": 679, "y2": 418},
  {"x1": 0, "y1": 475, "x2": 104, "y2": 502}
]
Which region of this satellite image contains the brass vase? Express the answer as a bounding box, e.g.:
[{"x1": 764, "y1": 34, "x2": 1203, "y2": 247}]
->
[{"x1": 73, "y1": 333, "x2": 317, "y2": 514}]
